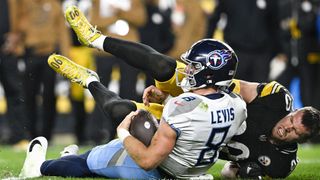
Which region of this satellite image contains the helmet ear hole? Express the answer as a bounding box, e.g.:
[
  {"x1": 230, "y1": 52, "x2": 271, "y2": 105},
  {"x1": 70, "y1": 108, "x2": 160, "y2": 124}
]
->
[{"x1": 176, "y1": 39, "x2": 238, "y2": 90}]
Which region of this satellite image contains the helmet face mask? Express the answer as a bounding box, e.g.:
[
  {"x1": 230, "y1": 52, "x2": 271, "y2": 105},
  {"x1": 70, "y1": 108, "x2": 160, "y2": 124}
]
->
[
  {"x1": 176, "y1": 57, "x2": 206, "y2": 90},
  {"x1": 176, "y1": 39, "x2": 238, "y2": 91}
]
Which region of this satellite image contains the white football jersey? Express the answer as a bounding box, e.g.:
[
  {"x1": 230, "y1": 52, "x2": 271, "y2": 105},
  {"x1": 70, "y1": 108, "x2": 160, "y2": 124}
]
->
[{"x1": 159, "y1": 91, "x2": 247, "y2": 179}]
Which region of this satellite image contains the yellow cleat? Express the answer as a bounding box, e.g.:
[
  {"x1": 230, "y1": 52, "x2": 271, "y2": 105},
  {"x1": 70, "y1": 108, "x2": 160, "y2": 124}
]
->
[
  {"x1": 65, "y1": 5, "x2": 101, "y2": 47},
  {"x1": 48, "y1": 54, "x2": 99, "y2": 88}
]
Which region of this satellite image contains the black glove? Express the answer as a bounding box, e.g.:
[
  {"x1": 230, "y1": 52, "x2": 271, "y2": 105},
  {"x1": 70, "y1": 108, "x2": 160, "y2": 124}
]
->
[{"x1": 238, "y1": 162, "x2": 263, "y2": 179}]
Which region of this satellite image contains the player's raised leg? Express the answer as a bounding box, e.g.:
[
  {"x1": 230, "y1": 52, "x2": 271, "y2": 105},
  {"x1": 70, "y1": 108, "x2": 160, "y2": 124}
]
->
[
  {"x1": 64, "y1": 5, "x2": 177, "y2": 82},
  {"x1": 48, "y1": 54, "x2": 137, "y2": 127}
]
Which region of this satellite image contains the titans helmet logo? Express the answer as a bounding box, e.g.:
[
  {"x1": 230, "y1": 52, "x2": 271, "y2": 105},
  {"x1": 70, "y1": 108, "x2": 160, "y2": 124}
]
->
[{"x1": 206, "y1": 50, "x2": 232, "y2": 70}]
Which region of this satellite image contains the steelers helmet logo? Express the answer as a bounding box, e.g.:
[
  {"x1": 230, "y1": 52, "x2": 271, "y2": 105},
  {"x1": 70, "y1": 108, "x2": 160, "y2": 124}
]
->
[
  {"x1": 258, "y1": 155, "x2": 271, "y2": 166},
  {"x1": 206, "y1": 49, "x2": 232, "y2": 70}
]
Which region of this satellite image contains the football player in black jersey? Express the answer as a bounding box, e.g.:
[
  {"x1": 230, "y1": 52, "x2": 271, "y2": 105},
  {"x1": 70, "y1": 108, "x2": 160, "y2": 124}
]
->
[
  {"x1": 57, "y1": 8, "x2": 320, "y2": 178},
  {"x1": 218, "y1": 80, "x2": 320, "y2": 178}
]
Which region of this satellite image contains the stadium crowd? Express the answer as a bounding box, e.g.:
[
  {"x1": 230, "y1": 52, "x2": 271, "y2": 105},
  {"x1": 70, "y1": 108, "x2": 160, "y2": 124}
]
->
[{"x1": 0, "y1": 0, "x2": 320, "y2": 179}]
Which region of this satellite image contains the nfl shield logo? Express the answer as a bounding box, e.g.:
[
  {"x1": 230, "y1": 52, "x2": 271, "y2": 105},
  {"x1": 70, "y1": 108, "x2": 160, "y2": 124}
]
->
[{"x1": 206, "y1": 50, "x2": 232, "y2": 70}]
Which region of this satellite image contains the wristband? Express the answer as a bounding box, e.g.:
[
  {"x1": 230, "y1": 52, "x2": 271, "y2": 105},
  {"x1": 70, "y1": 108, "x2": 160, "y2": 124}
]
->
[{"x1": 118, "y1": 128, "x2": 131, "y2": 143}]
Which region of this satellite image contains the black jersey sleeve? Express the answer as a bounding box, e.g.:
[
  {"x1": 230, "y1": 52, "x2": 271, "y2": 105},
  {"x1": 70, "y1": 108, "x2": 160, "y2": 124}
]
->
[
  {"x1": 257, "y1": 81, "x2": 289, "y2": 98},
  {"x1": 254, "y1": 81, "x2": 294, "y2": 112},
  {"x1": 229, "y1": 80, "x2": 294, "y2": 112}
]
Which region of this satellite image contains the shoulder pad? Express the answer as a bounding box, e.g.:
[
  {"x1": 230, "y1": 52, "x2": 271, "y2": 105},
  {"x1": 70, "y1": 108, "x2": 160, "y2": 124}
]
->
[{"x1": 165, "y1": 94, "x2": 202, "y2": 117}]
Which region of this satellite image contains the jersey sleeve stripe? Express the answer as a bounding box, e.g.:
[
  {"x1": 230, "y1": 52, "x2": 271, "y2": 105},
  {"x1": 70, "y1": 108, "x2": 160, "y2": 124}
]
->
[
  {"x1": 169, "y1": 124, "x2": 181, "y2": 139},
  {"x1": 271, "y1": 83, "x2": 279, "y2": 94}
]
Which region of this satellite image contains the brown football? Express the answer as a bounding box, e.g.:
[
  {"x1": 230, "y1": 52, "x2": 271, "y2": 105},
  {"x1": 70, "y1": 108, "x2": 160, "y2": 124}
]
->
[{"x1": 129, "y1": 109, "x2": 158, "y2": 146}]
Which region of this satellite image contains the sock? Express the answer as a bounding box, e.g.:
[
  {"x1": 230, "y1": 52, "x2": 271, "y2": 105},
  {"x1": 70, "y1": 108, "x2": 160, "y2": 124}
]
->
[
  {"x1": 40, "y1": 151, "x2": 93, "y2": 177},
  {"x1": 86, "y1": 76, "x2": 99, "y2": 88},
  {"x1": 91, "y1": 35, "x2": 107, "y2": 51}
]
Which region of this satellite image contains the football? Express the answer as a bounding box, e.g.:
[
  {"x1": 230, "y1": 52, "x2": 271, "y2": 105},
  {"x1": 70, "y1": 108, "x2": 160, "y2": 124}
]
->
[{"x1": 129, "y1": 109, "x2": 158, "y2": 146}]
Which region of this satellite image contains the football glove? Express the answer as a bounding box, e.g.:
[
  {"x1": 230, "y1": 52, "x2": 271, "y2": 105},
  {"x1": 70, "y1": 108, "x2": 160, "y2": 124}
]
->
[{"x1": 238, "y1": 162, "x2": 263, "y2": 179}]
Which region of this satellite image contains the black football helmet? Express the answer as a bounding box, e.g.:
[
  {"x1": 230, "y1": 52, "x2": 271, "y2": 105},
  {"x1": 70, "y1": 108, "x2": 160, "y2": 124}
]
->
[{"x1": 176, "y1": 39, "x2": 238, "y2": 91}]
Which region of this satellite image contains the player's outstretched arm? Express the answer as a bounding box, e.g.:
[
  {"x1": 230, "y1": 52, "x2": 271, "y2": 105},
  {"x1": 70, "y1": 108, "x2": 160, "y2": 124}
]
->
[
  {"x1": 65, "y1": 5, "x2": 176, "y2": 82},
  {"x1": 231, "y1": 79, "x2": 259, "y2": 103}
]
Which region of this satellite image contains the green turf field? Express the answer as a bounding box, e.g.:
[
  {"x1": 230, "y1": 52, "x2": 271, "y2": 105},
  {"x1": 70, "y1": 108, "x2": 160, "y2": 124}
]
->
[{"x1": 0, "y1": 144, "x2": 319, "y2": 179}]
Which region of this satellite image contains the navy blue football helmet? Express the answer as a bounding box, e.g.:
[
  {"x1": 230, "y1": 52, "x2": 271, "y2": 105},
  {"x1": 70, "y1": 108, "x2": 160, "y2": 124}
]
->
[{"x1": 176, "y1": 39, "x2": 238, "y2": 91}]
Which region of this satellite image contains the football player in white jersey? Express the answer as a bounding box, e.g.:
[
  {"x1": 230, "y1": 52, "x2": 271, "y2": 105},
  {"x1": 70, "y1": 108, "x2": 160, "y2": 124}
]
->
[
  {"x1": 18, "y1": 6, "x2": 247, "y2": 179},
  {"x1": 157, "y1": 87, "x2": 247, "y2": 178}
]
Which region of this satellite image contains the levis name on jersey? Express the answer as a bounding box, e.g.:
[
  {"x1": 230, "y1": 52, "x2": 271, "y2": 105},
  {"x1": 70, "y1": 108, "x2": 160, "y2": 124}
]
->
[{"x1": 211, "y1": 108, "x2": 235, "y2": 124}]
